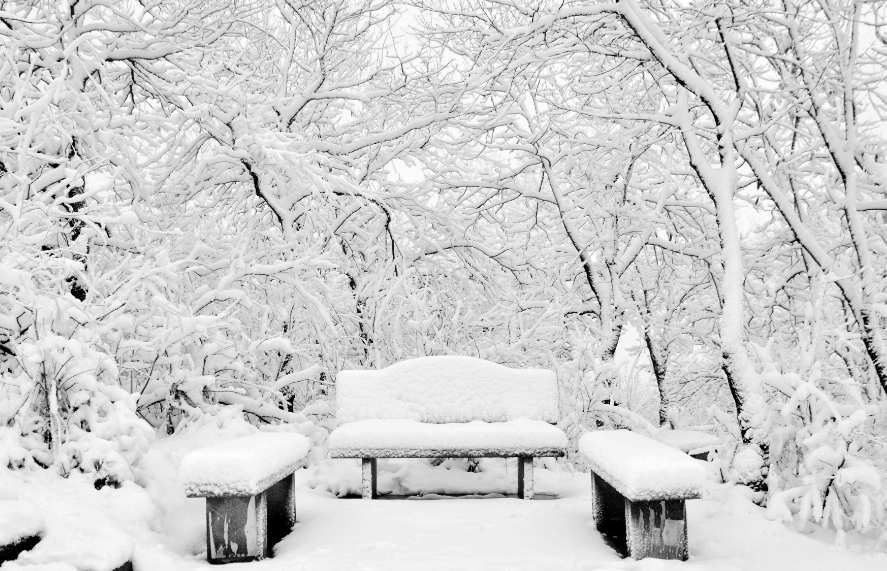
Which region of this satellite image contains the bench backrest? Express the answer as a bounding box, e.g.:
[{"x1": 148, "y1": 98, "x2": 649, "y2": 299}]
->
[{"x1": 335, "y1": 355, "x2": 559, "y2": 424}]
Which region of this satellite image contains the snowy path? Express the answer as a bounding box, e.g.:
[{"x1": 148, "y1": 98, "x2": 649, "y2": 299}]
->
[
  {"x1": 276, "y1": 494, "x2": 612, "y2": 571},
  {"x1": 133, "y1": 474, "x2": 887, "y2": 571}
]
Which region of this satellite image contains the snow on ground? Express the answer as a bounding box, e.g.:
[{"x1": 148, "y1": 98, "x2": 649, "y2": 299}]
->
[{"x1": 2, "y1": 419, "x2": 887, "y2": 571}]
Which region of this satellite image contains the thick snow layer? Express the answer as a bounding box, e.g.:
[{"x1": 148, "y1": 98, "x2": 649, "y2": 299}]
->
[
  {"x1": 656, "y1": 429, "x2": 721, "y2": 453},
  {"x1": 180, "y1": 432, "x2": 310, "y2": 497},
  {"x1": 269, "y1": 477, "x2": 887, "y2": 571},
  {"x1": 0, "y1": 501, "x2": 43, "y2": 545},
  {"x1": 11, "y1": 522, "x2": 133, "y2": 571},
  {"x1": 0, "y1": 471, "x2": 138, "y2": 571},
  {"x1": 579, "y1": 429, "x2": 706, "y2": 502},
  {"x1": 335, "y1": 356, "x2": 559, "y2": 424},
  {"x1": 328, "y1": 419, "x2": 568, "y2": 458}
]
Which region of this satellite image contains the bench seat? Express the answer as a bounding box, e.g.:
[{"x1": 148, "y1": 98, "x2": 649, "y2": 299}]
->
[
  {"x1": 181, "y1": 432, "x2": 310, "y2": 497},
  {"x1": 579, "y1": 430, "x2": 706, "y2": 561},
  {"x1": 328, "y1": 419, "x2": 567, "y2": 458},
  {"x1": 181, "y1": 432, "x2": 310, "y2": 564},
  {"x1": 579, "y1": 430, "x2": 705, "y2": 502}
]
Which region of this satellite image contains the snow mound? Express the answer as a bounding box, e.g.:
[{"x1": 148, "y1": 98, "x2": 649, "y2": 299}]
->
[
  {"x1": 9, "y1": 507, "x2": 133, "y2": 571},
  {"x1": 655, "y1": 429, "x2": 721, "y2": 453},
  {"x1": 180, "y1": 432, "x2": 310, "y2": 497},
  {"x1": 336, "y1": 356, "x2": 559, "y2": 424},
  {"x1": 0, "y1": 500, "x2": 43, "y2": 546},
  {"x1": 579, "y1": 429, "x2": 706, "y2": 502},
  {"x1": 328, "y1": 419, "x2": 568, "y2": 458}
]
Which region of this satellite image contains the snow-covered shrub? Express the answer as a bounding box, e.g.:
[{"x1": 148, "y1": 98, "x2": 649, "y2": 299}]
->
[
  {"x1": 746, "y1": 279, "x2": 886, "y2": 542},
  {"x1": 766, "y1": 366, "x2": 884, "y2": 542},
  {"x1": 0, "y1": 253, "x2": 153, "y2": 486}
]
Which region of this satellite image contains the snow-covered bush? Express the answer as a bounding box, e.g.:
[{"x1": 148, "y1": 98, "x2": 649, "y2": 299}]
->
[
  {"x1": 0, "y1": 252, "x2": 153, "y2": 486},
  {"x1": 766, "y1": 364, "x2": 884, "y2": 542}
]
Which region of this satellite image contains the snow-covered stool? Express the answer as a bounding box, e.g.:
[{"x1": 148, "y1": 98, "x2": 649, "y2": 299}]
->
[
  {"x1": 328, "y1": 355, "x2": 567, "y2": 499},
  {"x1": 579, "y1": 430, "x2": 706, "y2": 561},
  {"x1": 655, "y1": 429, "x2": 721, "y2": 461},
  {"x1": 181, "y1": 432, "x2": 310, "y2": 564}
]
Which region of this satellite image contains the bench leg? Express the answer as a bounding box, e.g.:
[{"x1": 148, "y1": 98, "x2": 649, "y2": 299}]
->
[
  {"x1": 590, "y1": 470, "x2": 628, "y2": 557},
  {"x1": 625, "y1": 498, "x2": 688, "y2": 561},
  {"x1": 206, "y1": 494, "x2": 268, "y2": 563},
  {"x1": 517, "y1": 456, "x2": 534, "y2": 500},
  {"x1": 362, "y1": 458, "x2": 377, "y2": 499},
  {"x1": 266, "y1": 473, "x2": 296, "y2": 549},
  {"x1": 590, "y1": 471, "x2": 625, "y2": 531}
]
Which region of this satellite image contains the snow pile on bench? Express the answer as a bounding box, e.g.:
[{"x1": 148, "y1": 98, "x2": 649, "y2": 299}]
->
[
  {"x1": 328, "y1": 419, "x2": 567, "y2": 458},
  {"x1": 181, "y1": 432, "x2": 310, "y2": 497},
  {"x1": 656, "y1": 429, "x2": 721, "y2": 453},
  {"x1": 336, "y1": 356, "x2": 559, "y2": 424},
  {"x1": 579, "y1": 430, "x2": 706, "y2": 501}
]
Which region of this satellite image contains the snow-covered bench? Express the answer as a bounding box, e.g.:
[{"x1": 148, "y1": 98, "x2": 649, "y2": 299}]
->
[
  {"x1": 181, "y1": 432, "x2": 310, "y2": 563},
  {"x1": 655, "y1": 429, "x2": 721, "y2": 461},
  {"x1": 579, "y1": 430, "x2": 706, "y2": 561},
  {"x1": 328, "y1": 356, "x2": 567, "y2": 499}
]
